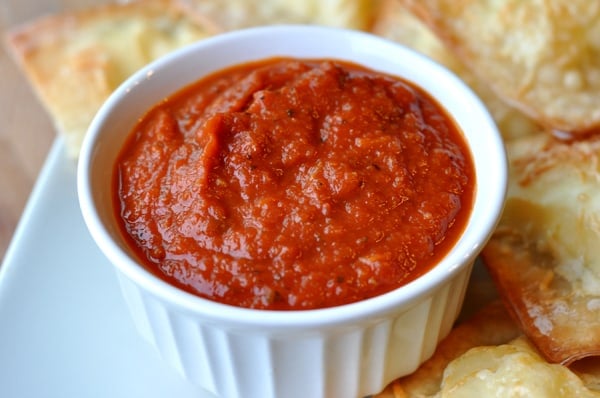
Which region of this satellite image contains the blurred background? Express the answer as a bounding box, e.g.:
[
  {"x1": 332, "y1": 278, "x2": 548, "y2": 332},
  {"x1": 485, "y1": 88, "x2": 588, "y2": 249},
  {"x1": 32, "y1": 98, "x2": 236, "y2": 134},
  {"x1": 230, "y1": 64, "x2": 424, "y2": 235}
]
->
[{"x1": 0, "y1": 0, "x2": 105, "y2": 262}]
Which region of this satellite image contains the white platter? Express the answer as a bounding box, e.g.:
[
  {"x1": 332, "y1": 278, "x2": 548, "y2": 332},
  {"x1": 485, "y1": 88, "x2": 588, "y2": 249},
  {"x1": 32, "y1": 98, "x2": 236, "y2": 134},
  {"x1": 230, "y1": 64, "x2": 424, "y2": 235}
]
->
[
  {"x1": 0, "y1": 138, "x2": 215, "y2": 398},
  {"x1": 0, "y1": 138, "x2": 495, "y2": 398}
]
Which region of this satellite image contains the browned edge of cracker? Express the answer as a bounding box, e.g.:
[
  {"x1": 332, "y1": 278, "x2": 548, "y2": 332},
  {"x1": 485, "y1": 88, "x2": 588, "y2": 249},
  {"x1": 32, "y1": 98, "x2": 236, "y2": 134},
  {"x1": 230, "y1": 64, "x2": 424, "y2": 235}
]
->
[
  {"x1": 378, "y1": 300, "x2": 521, "y2": 397},
  {"x1": 5, "y1": 0, "x2": 221, "y2": 67}
]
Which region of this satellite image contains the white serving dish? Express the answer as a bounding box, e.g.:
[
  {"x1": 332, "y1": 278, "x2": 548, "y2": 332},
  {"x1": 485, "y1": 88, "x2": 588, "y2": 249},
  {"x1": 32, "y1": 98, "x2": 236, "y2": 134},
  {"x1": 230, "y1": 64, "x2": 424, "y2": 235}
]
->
[
  {"x1": 77, "y1": 25, "x2": 507, "y2": 398},
  {"x1": 0, "y1": 139, "x2": 497, "y2": 397}
]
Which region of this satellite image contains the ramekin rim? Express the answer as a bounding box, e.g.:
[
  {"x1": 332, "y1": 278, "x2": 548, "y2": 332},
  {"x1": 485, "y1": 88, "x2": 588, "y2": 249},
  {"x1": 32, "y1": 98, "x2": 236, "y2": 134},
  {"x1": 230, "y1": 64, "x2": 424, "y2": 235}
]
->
[{"x1": 77, "y1": 25, "x2": 507, "y2": 329}]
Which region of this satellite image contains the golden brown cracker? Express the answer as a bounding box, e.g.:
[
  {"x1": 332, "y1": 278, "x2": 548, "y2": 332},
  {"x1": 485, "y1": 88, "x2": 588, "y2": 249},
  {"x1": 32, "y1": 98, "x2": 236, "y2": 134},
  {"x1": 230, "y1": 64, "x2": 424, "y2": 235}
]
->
[
  {"x1": 382, "y1": 301, "x2": 521, "y2": 397},
  {"x1": 436, "y1": 336, "x2": 600, "y2": 397},
  {"x1": 371, "y1": 0, "x2": 541, "y2": 141},
  {"x1": 400, "y1": 0, "x2": 600, "y2": 135},
  {"x1": 5, "y1": 0, "x2": 218, "y2": 158},
  {"x1": 482, "y1": 133, "x2": 600, "y2": 364},
  {"x1": 377, "y1": 300, "x2": 600, "y2": 397},
  {"x1": 180, "y1": 0, "x2": 375, "y2": 31}
]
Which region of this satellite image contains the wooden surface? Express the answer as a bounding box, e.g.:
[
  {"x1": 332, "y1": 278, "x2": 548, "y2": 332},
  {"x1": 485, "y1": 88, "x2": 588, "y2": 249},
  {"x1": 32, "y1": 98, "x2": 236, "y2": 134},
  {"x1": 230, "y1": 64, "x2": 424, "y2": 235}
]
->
[
  {"x1": 0, "y1": 21, "x2": 52, "y2": 264},
  {"x1": 0, "y1": 1, "x2": 104, "y2": 264}
]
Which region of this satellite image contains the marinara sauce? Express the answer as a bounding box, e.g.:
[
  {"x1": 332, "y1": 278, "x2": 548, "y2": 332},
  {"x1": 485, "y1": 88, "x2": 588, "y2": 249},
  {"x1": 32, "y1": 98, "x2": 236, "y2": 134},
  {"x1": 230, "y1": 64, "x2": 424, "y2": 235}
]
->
[{"x1": 115, "y1": 58, "x2": 475, "y2": 310}]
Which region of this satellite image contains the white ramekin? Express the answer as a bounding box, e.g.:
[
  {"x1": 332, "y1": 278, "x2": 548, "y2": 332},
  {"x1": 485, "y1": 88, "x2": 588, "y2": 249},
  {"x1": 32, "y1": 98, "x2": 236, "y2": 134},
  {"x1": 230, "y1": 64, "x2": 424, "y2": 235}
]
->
[{"x1": 77, "y1": 25, "x2": 507, "y2": 398}]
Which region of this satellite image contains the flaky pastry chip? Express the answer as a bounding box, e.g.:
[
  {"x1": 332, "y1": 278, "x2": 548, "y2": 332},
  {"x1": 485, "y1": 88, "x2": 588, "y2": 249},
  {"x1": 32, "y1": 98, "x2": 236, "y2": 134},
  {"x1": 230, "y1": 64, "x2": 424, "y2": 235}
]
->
[
  {"x1": 371, "y1": 0, "x2": 541, "y2": 141},
  {"x1": 6, "y1": 0, "x2": 218, "y2": 158},
  {"x1": 434, "y1": 337, "x2": 600, "y2": 397},
  {"x1": 482, "y1": 133, "x2": 600, "y2": 364},
  {"x1": 376, "y1": 302, "x2": 600, "y2": 397},
  {"x1": 400, "y1": 0, "x2": 600, "y2": 135},
  {"x1": 180, "y1": 0, "x2": 374, "y2": 31},
  {"x1": 375, "y1": 301, "x2": 521, "y2": 397}
]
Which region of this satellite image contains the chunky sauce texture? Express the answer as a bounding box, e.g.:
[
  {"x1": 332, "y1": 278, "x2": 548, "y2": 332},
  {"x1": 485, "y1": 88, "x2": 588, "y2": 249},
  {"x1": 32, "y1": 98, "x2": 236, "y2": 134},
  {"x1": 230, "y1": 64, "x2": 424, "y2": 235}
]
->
[{"x1": 115, "y1": 58, "x2": 475, "y2": 310}]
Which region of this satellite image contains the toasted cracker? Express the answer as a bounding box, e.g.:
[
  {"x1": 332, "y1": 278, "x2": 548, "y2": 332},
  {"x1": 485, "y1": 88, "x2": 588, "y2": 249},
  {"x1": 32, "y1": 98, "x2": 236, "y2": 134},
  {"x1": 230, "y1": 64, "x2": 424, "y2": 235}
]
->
[
  {"x1": 375, "y1": 301, "x2": 521, "y2": 397},
  {"x1": 435, "y1": 336, "x2": 600, "y2": 397},
  {"x1": 371, "y1": 0, "x2": 541, "y2": 141},
  {"x1": 400, "y1": 0, "x2": 600, "y2": 135},
  {"x1": 5, "y1": 0, "x2": 219, "y2": 158},
  {"x1": 376, "y1": 301, "x2": 600, "y2": 397},
  {"x1": 180, "y1": 0, "x2": 375, "y2": 31},
  {"x1": 481, "y1": 132, "x2": 600, "y2": 364}
]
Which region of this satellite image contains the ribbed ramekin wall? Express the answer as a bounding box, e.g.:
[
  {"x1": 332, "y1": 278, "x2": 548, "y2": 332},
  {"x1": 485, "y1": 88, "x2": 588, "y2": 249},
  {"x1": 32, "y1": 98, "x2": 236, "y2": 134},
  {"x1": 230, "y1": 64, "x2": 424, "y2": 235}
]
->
[{"x1": 115, "y1": 262, "x2": 472, "y2": 398}]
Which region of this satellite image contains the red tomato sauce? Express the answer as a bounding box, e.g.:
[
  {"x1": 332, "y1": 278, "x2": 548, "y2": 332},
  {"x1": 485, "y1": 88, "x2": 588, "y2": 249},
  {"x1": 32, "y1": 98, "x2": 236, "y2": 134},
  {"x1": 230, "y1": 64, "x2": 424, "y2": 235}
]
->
[{"x1": 114, "y1": 58, "x2": 475, "y2": 310}]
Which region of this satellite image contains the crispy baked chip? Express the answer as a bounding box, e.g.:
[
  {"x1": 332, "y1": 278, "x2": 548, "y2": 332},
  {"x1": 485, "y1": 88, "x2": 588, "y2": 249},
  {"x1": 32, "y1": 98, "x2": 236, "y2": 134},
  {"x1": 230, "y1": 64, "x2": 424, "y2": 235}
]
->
[
  {"x1": 482, "y1": 133, "x2": 600, "y2": 364},
  {"x1": 5, "y1": 0, "x2": 218, "y2": 158},
  {"x1": 375, "y1": 301, "x2": 521, "y2": 397},
  {"x1": 371, "y1": 0, "x2": 541, "y2": 141},
  {"x1": 434, "y1": 337, "x2": 600, "y2": 397},
  {"x1": 400, "y1": 0, "x2": 600, "y2": 135},
  {"x1": 376, "y1": 301, "x2": 600, "y2": 397},
  {"x1": 180, "y1": 0, "x2": 375, "y2": 31}
]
